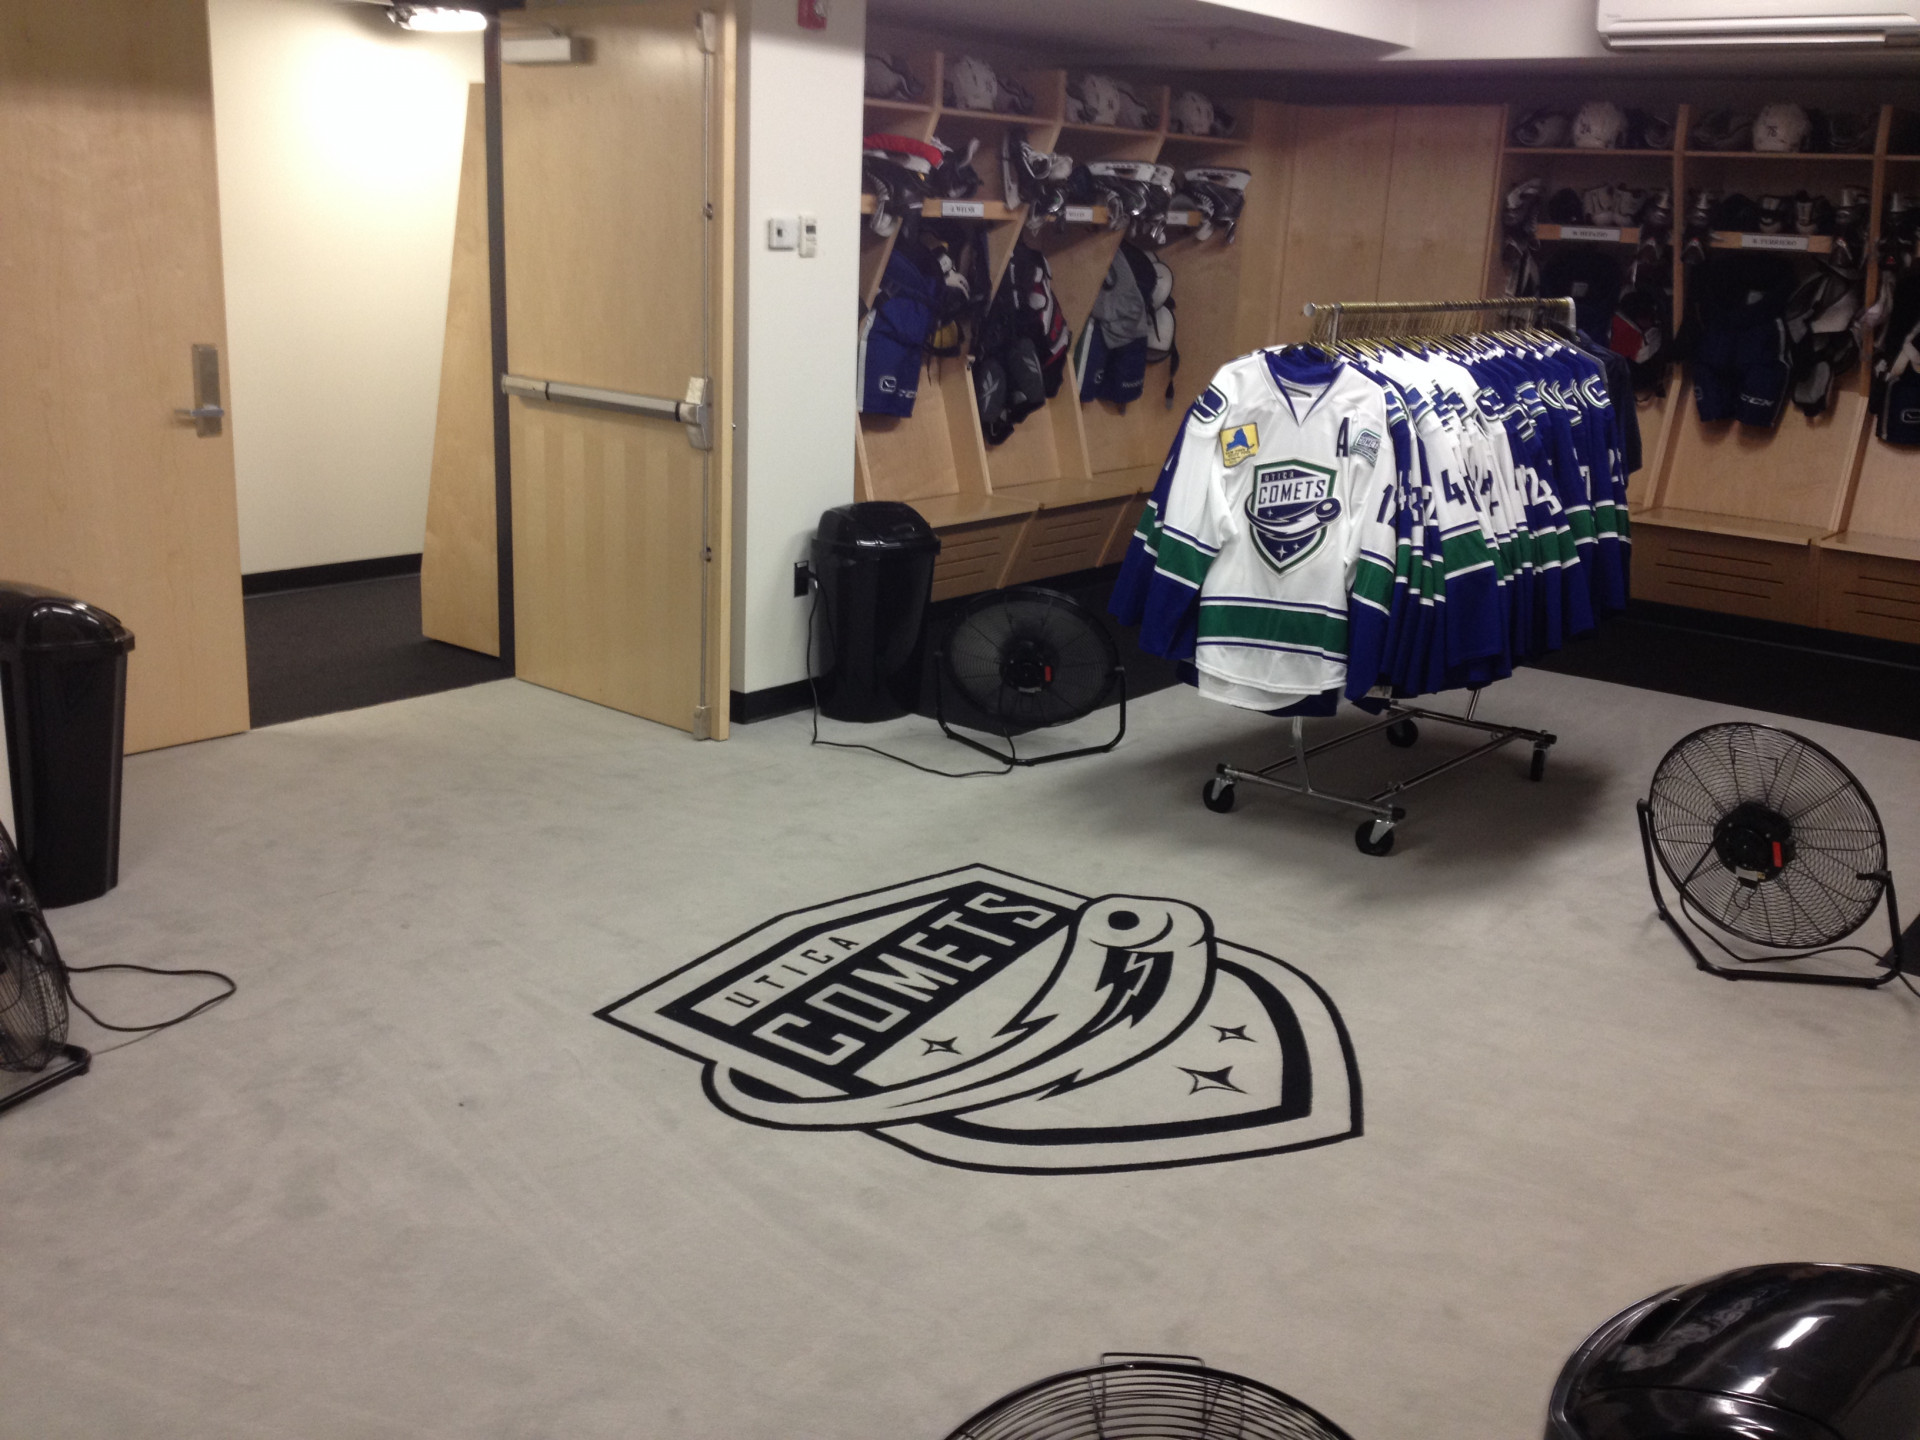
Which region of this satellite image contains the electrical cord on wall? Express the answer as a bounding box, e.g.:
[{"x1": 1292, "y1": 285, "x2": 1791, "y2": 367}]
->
[{"x1": 804, "y1": 578, "x2": 1015, "y2": 779}]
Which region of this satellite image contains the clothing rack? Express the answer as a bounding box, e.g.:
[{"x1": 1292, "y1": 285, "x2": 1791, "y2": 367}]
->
[
  {"x1": 1200, "y1": 297, "x2": 1573, "y2": 857},
  {"x1": 1302, "y1": 296, "x2": 1576, "y2": 348}
]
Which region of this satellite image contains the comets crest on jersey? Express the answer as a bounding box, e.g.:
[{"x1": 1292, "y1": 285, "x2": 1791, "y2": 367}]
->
[{"x1": 597, "y1": 865, "x2": 1361, "y2": 1175}]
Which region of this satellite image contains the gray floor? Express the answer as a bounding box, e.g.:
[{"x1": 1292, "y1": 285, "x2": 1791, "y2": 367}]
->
[{"x1": 3, "y1": 672, "x2": 1917, "y2": 1440}]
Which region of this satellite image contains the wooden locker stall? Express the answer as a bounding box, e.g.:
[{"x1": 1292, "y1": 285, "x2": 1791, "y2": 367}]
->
[{"x1": 854, "y1": 49, "x2": 1506, "y2": 603}]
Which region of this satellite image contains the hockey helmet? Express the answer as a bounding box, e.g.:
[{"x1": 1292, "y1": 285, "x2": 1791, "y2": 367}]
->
[
  {"x1": 1170, "y1": 90, "x2": 1216, "y2": 137},
  {"x1": 945, "y1": 55, "x2": 1000, "y2": 113},
  {"x1": 1572, "y1": 101, "x2": 1628, "y2": 149},
  {"x1": 1756, "y1": 194, "x2": 1792, "y2": 234},
  {"x1": 1818, "y1": 109, "x2": 1877, "y2": 154},
  {"x1": 1626, "y1": 108, "x2": 1674, "y2": 151},
  {"x1": 1068, "y1": 73, "x2": 1152, "y2": 129},
  {"x1": 1754, "y1": 102, "x2": 1812, "y2": 153},
  {"x1": 1689, "y1": 109, "x2": 1755, "y2": 152},
  {"x1": 1511, "y1": 108, "x2": 1570, "y2": 148},
  {"x1": 864, "y1": 53, "x2": 923, "y2": 102},
  {"x1": 1548, "y1": 1264, "x2": 1920, "y2": 1440}
]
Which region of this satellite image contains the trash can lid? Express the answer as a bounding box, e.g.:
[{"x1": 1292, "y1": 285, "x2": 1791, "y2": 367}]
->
[
  {"x1": 0, "y1": 583, "x2": 136, "y2": 657},
  {"x1": 816, "y1": 501, "x2": 940, "y2": 553}
]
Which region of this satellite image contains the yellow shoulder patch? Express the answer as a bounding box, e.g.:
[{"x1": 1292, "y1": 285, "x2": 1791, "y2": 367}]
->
[{"x1": 1219, "y1": 423, "x2": 1258, "y2": 467}]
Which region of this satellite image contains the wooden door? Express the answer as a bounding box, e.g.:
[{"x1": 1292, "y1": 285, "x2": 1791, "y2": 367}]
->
[
  {"x1": 503, "y1": 2, "x2": 731, "y2": 736},
  {"x1": 0, "y1": 0, "x2": 250, "y2": 753}
]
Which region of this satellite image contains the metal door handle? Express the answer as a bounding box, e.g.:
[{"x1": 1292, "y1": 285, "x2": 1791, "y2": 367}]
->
[
  {"x1": 178, "y1": 344, "x2": 224, "y2": 436},
  {"x1": 501, "y1": 373, "x2": 713, "y2": 451}
]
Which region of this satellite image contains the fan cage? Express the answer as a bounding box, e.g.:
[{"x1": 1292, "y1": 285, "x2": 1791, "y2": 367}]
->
[
  {"x1": 942, "y1": 586, "x2": 1122, "y2": 737},
  {"x1": 0, "y1": 831, "x2": 70, "y2": 1074},
  {"x1": 1644, "y1": 722, "x2": 1888, "y2": 952},
  {"x1": 943, "y1": 1361, "x2": 1356, "y2": 1440}
]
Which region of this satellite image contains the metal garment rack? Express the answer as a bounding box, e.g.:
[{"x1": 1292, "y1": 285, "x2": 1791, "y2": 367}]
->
[{"x1": 1198, "y1": 297, "x2": 1573, "y2": 857}]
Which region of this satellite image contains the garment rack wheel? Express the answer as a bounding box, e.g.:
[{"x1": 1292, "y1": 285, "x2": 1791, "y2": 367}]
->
[
  {"x1": 1529, "y1": 737, "x2": 1552, "y2": 782},
  {"x1": 1202, "y1": 773, "x2": 1237, "y2": 813},
  {"x1": 1354, "y1": 805, "x2": 1407, "y2": 857},
  {"x1": 1385, "y1": 718, "x2": 1418, "y2": 748}
]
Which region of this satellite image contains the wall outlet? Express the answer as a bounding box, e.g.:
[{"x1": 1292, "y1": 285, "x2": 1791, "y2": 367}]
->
[
  {"x1": 798, "y1": 214, "x2": 818, "y2": 258},
  {"x1": 793, "y1": 561, "x2": 812, "y2": 597},
  {"x1": 767, "y1": 217, "x2": 797, "y2": 251}
]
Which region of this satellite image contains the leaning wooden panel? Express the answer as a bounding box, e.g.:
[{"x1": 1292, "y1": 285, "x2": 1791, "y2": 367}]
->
[
  {"x1": 1270, "y1": 107, "x2": 1397, "y2": 345},
  {"x1": 1377, "y1": 106, "x2": 1504, "y2": 304},
  {"x1": 0, "y1": 0, "x2": 249, "y2": 753},
  {"x1": 1000, "y1": 501, "x2": 1126, "y2": 587},
  {"x1": 1838, "y1": 436, "x2": 1920, "y2": 544},
  {"x1": 421, "y1": 83, "x2": 498, "y2": 657},
  {"x1": 1659, "y1": 393, "x2": 1867, "y2": 532}
]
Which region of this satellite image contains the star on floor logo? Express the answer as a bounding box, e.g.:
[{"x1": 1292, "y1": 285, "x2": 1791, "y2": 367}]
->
[{"x1": 595, "y1": 865, "x2": 1361, "y2": 1175}]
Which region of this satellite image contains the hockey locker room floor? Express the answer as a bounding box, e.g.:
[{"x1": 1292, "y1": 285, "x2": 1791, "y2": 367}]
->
[{"x1": 3, "y1": 668, "x2": 1917, "y2": 1440}]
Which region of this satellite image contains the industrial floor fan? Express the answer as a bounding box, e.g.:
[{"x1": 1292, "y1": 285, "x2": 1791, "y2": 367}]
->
[
  {"x1": 935, "y1": 586, "x2": 1126, "y2": 766},
  {"x1": 1638, "y1": 722, "x2": 1911, "y2": 987},
  {"x1": 941, "y1": 1354, "x2": 1356, "y2": 1440},
  {"x1": 0, "y1": 824, "x2": 89, "y2": 1114}
]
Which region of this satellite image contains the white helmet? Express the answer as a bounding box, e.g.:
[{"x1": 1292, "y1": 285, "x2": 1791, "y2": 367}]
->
[
  {"x1": 1572, "y1": 101, "x2": 1627, "y2": 149},
  {"x1": 1069, "y1": 73, "x2": 1150, "y2": 129},
  {"x1": 1170, "y1": 91, "x2": 1216, "y2": 137},
  {"x1": 1754, "y1": 103, "x2": 1811, "y2": 153},
  {"x1": 945, "y1": 55, "x2": 1000, "y2": 113}
]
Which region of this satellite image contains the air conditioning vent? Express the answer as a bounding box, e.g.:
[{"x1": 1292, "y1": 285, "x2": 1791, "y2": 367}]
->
[{"x1": 1598, "y1": 1, "x2": 1920, "y2": 47}]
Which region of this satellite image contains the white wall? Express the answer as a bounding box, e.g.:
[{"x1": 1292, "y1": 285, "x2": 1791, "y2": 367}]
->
[
  {"x1": 207, "y1": 0, "x2": 481, "y2": 575},
  {"x1": 1399, "y1": 0, "x2": 1604, "y2": 61},
  {"x1": 731, "y1": 0, "x2": 869, "y2": 695}
]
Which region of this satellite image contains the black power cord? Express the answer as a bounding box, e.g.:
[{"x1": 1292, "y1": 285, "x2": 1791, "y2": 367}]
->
[
  {"x1": 62, "y1": 960, "x2": 237, "y2": 1037},
  {"x1": 804, "y1": 576, "x2": 1015, "y2": 779}
]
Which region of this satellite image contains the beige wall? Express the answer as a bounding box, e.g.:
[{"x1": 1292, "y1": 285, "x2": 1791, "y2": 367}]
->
[{"x1": 208, "y1": 0, "x2": 481, "y2": 575}]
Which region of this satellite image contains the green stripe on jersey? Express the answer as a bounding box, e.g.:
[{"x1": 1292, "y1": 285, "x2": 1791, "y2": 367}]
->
[
  {"x1": 1440, "y1": 528, "x2": 1496, "y2": 577},
  {"x1": 1198, "y1": 604, "x2": 1348, "y2": 655},
  {"x1": 1351, "y1": 555, "x2": 1395, "y2": 610},
  {"x1": 1154, "y1": 530, "x2": 1213, "y2": 588}
]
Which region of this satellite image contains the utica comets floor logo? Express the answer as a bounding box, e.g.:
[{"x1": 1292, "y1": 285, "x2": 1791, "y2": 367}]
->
[{"x1": 596, "y1": 865, "x2": 1360, "y2": 1175}]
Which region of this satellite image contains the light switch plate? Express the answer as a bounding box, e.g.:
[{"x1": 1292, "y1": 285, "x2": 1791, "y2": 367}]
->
[{"x1": 767, "y1": 217, "x2": 797, "y2": 251}]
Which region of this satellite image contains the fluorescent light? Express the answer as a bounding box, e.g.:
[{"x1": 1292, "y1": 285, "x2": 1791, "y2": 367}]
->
[{"x1": 388, "y1": 5, "x2": 488, "y2": 31}]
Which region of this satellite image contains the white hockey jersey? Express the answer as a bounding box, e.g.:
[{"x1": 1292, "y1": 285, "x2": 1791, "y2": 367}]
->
[{"x1": 1137, "y1": 348, "x2": 1399, "y2": 707}]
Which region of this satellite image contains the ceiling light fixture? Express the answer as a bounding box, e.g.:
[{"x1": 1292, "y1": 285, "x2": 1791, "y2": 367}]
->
[{"x1": 388, "y1": 4, "x2": 489, "y2": 32}]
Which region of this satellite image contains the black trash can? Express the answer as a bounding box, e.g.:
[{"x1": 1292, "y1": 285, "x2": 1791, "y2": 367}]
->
[
  {"x1": 0, "y1": 584, "x2": 136, "y2": 908},
  {"x1": 811, "y1": 502, "x2": 940, "y2": 723}
]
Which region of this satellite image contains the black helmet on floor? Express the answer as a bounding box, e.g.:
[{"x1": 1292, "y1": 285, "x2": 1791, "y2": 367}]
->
[{"x1": 1547, "y1": 1263, "x2": 1920, "y2": 1440}]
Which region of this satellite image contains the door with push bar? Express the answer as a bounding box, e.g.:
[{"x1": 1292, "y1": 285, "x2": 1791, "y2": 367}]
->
[{"x1": 501, "y1": 2, "x2": 729, "y2": 736}]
